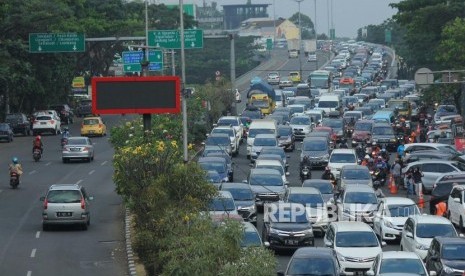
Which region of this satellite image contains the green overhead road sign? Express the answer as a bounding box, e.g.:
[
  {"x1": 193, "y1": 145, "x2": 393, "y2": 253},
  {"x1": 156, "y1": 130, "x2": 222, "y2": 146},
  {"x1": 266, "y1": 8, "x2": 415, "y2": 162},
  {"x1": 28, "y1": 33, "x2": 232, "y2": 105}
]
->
[
  {"x1": 122, "y1": 50, "x2": 164, "y2": 73},
  {"x1": 385, "y1": 29, "x2": 392, "y2": 44},
  {"x1": 266, "y1": 38, "x2": 273, "y2": 50},
  {"x1": 166, "y1": 4, "x2": 196, "y2": 17},
  {"x1": 148, "y1": 29, "x2": 204, "y2": 49},
  {"x1": 29, "y1": 33, "x2": 85, "y2": 53},
  {"x1": 330, "y1": 29, "x2": 336, "y2": 40}
]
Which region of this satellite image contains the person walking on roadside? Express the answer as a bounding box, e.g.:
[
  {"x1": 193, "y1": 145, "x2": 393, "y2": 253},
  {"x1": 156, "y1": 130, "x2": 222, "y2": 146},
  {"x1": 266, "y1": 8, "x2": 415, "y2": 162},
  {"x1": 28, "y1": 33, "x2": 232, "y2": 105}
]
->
[{"x1": 391, "y1": 159, "x2": 402, "y2": 189}]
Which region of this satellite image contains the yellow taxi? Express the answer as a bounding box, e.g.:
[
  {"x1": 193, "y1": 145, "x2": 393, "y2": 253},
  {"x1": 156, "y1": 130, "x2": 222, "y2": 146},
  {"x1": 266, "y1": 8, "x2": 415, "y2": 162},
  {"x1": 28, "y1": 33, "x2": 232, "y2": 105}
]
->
[
  {"x1": 80, "y1": 116, "x2": 107, "y2": 137},
  {"x1": 289, "y1": 71, "x2": 301, "y2": 83}
]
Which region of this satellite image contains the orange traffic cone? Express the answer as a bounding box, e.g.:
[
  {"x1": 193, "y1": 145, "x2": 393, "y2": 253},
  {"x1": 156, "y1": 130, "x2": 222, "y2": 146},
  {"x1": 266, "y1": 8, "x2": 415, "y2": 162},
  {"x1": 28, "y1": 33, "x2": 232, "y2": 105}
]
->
[
  {"x1": 390, "y1": 176, "x2": 398, "y2": 194},
  {"x1": 418, "y1": 194, "x2": 425, "y2": 209},
  {"x1": 388, "y1": 174, "x2": 393, "y2": 189}
]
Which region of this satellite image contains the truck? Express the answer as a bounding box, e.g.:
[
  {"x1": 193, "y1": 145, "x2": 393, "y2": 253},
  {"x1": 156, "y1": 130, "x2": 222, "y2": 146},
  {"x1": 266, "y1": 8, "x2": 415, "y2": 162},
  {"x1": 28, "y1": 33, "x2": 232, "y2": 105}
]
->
[
  {"x1": 302, "y1": 39, "x2": 317, "y2": 56},
  {"x1": 247, "y1": 80, "x2": 276, "y2": 115},
  {"x1": 287, "y1": 39, "x2": 300, "y2": 58}
]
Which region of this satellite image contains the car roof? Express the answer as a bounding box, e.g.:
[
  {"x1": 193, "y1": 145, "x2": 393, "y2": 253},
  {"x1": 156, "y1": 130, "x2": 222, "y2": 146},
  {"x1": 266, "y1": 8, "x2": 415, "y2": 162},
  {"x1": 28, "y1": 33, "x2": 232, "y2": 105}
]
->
[
  {"x1": 434, "y1": 236, "x2": 465, "y2": 245},
  {"x1": 303, "y1": 136, "x2": 327, "y2": 142},
  {"x1": 344, "y1": 185, "x2": 375, "y2": 193},
  {"x1": 220, "y1": 182, "x2": 251, "y2": 190},
  {"x1": 409, "y1": 214, "x2": 452, "y2": 224},
  {"x1": 404, "y1": 143, "x2": 450, "y2": 149},
  {"x1": 198, "y1": 157, "x2": 227, "y2": 163},
  {"x1": 250, "y1": 168, "x2": 282, "y2": 175},
  {"x1": 213, "y1": 126, "x2": 234, "y2": 130},
  {"x1": 379, "y1": 251, "x2": 421, "y2": 260},
  {"x1": 341, "y1": 165, "x2": 368, "y2": 170},
  {"x1": 255, "y1": 159, "x2": 283, "y2": 166},
  {"x1": 331, "y1": 148, "x2": 356, "y2": 154},
  {"x1": 208, "y1": 133, "x2": 229, "y2": 137},
  {"x1": 254, "y1": 134, "x2": 276, "y2": 139},
  {"x1": 381, "y1": 197, "x2": 416, "y2": 206},
  {"x1": 292, "y1": 247, "x2": 334, "y2": 258},
  {"x1": 408, "y1": 150, "x2": 452, "y2": 156},
  {"x1": 331, "y1": 221, "x2": 373, "y2": 232},
  {"x1": 287, "y1": 187, "x2": 321, "y2": 195},
  {"x1": 68, "y1": 136, "x2": 89, "y2": 141},
  {"x1": 49, "y1": 184, "x2": 81, "y2": 191},
  {"x1": 218, "y1": 116, "x2": 238, "y2": 120},
  {"x1": 406, "y1": 160, "x2": 458, "y2": 167}
]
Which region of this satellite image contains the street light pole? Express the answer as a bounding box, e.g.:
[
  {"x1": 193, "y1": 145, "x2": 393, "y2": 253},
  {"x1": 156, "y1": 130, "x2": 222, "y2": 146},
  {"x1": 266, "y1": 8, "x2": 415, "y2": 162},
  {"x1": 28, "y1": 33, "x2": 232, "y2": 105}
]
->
[
  {"x1": 295, "y1": 0, "x2": 304, "y2": 82},
  {"x1": 314, "y1": 0, "x2": 318, "y2": 69},
  {"x1": 142, "y1": 0, "x2": 151, "y2": 132},
  {"x1": 273, "y1": 0, "x2": 276, "y2": 47},
  {"x1": 179, "y1": 0, "x2": 188, "y2": 163}
]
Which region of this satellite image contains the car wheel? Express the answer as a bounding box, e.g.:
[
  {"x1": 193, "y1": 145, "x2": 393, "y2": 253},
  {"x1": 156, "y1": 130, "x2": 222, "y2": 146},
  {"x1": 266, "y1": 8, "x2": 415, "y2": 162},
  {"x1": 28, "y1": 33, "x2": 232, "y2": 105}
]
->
[
  {"x1": 62, "y1": 158, "x2": 67, "y2": 163},
  {"x1": 23, "y1": 129, "x2": 28, "y2": 136},
  {"x1": 87, "y1": 157, "x2": 91, "y2": 163},
  {"x1": 91, "y1": 155, "x2": 94, "y2": 161},
  {"x1": 81, "y1": 223, "x2": 88, "y2": 231},
  {"x1": 53, "y1": 128, "x2": 58, "y2": 136},
  {"x1": 42, "y1": 224, "x2": 49, "y2": 231},
  {"x1": 460, "y1": 216, "x2": 464, "y2": 233}
]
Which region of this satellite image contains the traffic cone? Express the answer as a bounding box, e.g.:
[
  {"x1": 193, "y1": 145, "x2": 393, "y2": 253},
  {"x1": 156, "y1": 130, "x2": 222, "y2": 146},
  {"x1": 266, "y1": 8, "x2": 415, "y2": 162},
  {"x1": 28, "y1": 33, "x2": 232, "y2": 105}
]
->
[
  {"x1": 390, "y1": 176, "x2": 398, "y2": 194},
  {"x1": 387, "y1": 174, "x2": 392, "y2": 189},
  {"x1": 418, "y1": 193, "x2": 425, "y2": 210}
]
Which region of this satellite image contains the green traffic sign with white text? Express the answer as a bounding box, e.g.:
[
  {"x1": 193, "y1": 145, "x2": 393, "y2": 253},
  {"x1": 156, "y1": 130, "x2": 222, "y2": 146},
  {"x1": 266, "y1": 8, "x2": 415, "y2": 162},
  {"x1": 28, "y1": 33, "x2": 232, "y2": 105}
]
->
[
  {"x1": 29, "y1": 33, "x2": 85, "y2": 53},
  {"x1": 148, "y1": 29, "x2": 203, "y2": 49}
]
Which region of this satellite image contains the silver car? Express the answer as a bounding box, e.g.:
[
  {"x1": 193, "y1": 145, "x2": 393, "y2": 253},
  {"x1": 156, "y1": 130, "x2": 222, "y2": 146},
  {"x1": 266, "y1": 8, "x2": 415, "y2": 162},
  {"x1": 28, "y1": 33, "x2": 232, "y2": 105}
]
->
[
  {"x1": 40, "y1": 184, "x2": 93, "y2": 230},
  {"x1": 62, "y1": 136, "x2": 95, "y2": 163}
]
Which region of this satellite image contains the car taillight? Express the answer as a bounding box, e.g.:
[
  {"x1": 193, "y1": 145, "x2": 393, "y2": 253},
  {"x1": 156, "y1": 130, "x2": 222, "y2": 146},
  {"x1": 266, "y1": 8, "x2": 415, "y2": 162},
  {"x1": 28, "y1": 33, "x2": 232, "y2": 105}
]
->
[
  {"x1": 33, "y1": 120, "x2": 38, "y2": 124},
  {"x1": 82, "y1": 147, "x2": 89, "y2": 151},
  {"x1": 81, "y1": 198, "x2": 85, "y2": 209},
  {"x1": 98, "y1": 124, "x2": 102, "y2": 128},
  {"x1": 44, "y1": 198, "x2": 48, "y2": 210},
  {"x1": 50, "y1": 120, "x2": 55, "y2": 124}
]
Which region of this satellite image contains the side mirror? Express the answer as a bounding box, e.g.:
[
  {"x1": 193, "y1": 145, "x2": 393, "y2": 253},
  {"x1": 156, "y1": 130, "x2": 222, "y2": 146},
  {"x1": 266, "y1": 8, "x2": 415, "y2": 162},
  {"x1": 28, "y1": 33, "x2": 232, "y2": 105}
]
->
[
  {"x1": 285, "y1": 172, "x2": 290, "y2": 176},
  {"x1": 454, "y1": 197, "x2": 461, "y2": 203},
  {"x1": 324, "y1": 241, "x2": 333, "y2": 247},
  {"x1": 264, "y1": 241, "x2": 270, "y2": 247},
  {"x1": 249, "y1": 163, "x2": 254, "y2": 167},
  {"x1": 429, "y1": 271, "x2": 437, "y2": 276},
  {"x1": 381, "y1": 241, "x2": 387, "y2": 247},
  {"x1": 40, "y1": 196, "x2": 45, "y2": 201}
]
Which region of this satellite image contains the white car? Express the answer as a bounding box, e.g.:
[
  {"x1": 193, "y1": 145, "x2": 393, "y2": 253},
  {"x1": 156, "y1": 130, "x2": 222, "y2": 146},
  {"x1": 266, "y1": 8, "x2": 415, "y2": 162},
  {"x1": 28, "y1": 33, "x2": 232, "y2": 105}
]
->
[
  {"x1": 447, "y1": 184, "x2": 465, "y2": 231},
  {"x1": 208, "y1": 191, "x2": 239, "y2": 216},
  {"x1": 335, "y1": 185, "x2": 378, "y2": 225},
  {"x1": 32, "y1": 113, "x2": 61, "y2": 135},
  {"x1": 266, "y1": 72, "x2": 280, "y2": 85},
  {"x1": 288, "y1": 114, "x2": 312, "y2": 140},
  {"x1": 210, "y1": 126, "x2": 240, "y2": 156},
  {"x1": 250, "y1": 134, "x2": 278, "y2": 161},
  {"x1": 216, "y1": 116, "x2": 244, "y2": 140},
  {"x1": 324, "y1": 221, "x2": 385, "y2": 274},
  {"x1": 327, "y1": 148, "x2": 358, "y2": 179},
  {"x1": 279, "y1": 77, "x2": 293, "y2": 89},
  {"x1": 373, "y1": 197, "x2": 421, "y2": 241},
  {"x1": 254, "y1": 159, "x2": 289, "y2": 184},
  {"x1": 367, "y1": 251, "x2": 431, "y2": 276},
  {"x1": 400, "y1": 215, "x2": 459, "y2": 260}
]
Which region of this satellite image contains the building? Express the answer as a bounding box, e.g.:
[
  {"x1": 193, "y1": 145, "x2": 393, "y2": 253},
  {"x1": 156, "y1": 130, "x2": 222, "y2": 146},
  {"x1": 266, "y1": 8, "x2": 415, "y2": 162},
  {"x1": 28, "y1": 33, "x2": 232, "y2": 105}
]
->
[{"x1": 222, "y1": 4, "x2": 270, "y2": 30}]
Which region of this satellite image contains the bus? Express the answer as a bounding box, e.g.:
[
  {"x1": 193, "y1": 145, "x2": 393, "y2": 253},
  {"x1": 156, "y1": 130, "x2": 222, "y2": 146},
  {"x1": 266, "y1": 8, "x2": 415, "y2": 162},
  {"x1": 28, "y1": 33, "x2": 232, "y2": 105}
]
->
[{"x1": 307, "y1": 70, "x2": 333, "y2": 93}]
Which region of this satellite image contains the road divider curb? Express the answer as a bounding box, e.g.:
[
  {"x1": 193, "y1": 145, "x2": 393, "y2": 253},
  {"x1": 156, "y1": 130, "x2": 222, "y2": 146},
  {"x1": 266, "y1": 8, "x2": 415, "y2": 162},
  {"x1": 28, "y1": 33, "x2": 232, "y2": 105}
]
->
[{"x1": 125, "y1": 208, "x2": 138, "y2": 276}]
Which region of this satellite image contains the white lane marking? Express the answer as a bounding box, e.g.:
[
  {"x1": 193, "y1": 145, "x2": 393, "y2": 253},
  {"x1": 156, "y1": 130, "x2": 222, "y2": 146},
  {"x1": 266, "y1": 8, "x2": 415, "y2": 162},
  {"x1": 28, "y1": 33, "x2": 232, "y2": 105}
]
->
[
  {"x1": 101, "y1": 161, "x2": 107, "y2": 166},
  {"x1": 30, "y1": 249, "x2": 36, "y2": 258},
  {"x1": 89, "y1": 170, "x2": 95, "y2": 175},
  {"x1": 29, "y1": 170, "x2": 37, "y2": 175},
  {"x1": 27, "y1": 271, "x2": 32, "y2": 276},
  {"x1": 45, "y1": 162, "x2": 51, "y2": 166},
  {"x1": 76, "y1": 179, "x2": 83, "y2": 185},
  {"x1": 35, "y1": 231, "x2": 40, "y2": 239}
]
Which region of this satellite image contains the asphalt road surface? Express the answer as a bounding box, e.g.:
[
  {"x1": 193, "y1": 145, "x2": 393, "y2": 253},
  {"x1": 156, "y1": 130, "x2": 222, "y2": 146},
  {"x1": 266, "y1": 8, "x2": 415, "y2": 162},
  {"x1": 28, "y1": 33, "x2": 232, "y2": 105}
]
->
[{"x1": 0, "y1": 115, "x2": 129, "y2": 276}]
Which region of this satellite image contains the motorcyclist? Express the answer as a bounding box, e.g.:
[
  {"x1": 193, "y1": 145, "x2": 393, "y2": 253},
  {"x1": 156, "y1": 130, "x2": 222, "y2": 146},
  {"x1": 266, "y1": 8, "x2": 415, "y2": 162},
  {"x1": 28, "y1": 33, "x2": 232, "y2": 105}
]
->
[
  {"x1": 300, "y1": 156, "x2": 312, "y2": 180},
  {"x1": 339, "y1": 138, "x2": 348, "y2": 149},
  {"x1": 355, "y1": 143, "x2": 365, "y2": 160},
  {"x1": 380, "y1": 147, "x2": 389, "y2": 161},
  {"x1": 361, "y1": 155, "x2": 370, "y2": 166},
  {"x1": 32, "y1": 135, "x2": 43, "y2": 155},
  {"x1": 9, "y1": 157, "x2": 23, "y2": 183},
  {"x1": 321, "y1": 167, "x2": 335, "y2": 181},
  {"x1": 367, "y1": 158, "x2": 376, "y2": 172},
  {"x1": 373, "y1": 181, "x2": 385, "y2": 198},
  {"x1": 397, "y1": 140, "x2": 405, "y2": 159},
  {"x1": 61, "y1": 127, "x2": 70, "y2": 139},
  {"x1": 371, "y1": 142, "x2": 380, "y2": 158}
]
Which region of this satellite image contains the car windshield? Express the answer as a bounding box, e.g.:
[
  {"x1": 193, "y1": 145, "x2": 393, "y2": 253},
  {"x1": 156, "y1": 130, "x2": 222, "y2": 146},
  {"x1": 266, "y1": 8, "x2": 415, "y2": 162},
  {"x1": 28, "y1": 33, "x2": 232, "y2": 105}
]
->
[
  {"x1": 278, "y1": 127, "x2": 292, "y2": 136},
  {"x1": 249, "y1": 174, "x2": 283, "y2": 186},
  {"x1": 241, "y1": 111, "x2": 261, "y2": 119},
  {"x1": 387, "y1": 204, "x2": 420, "y2": 217},
  {"x1": 47, "y1": 190, "x2": 82, "y2": 203},
  {"x1": 287, "y1": 258, "x2": 335, "y2": 275},
  {"x1": 354, "y1": 122, "x2": 372, "y2": 131},
  {"x1": 206, "y1": 136, "x2": 230, "y2": 146},
  {"x1": 287, "y1": 193, "x2": 324, "y2": 208},
  {"x1": 224, "y1": 188, "x2": 254, "y2": 201},
  {"x1": 344, "y1": 192, "x2": 378, "y2": 204},
  {"x1": 0, "y1": 124, "x2": 9, "y2": 130},
  {"x1": 251, "y1": 99, "x2": 269, "y2": 108},
  {"x1": 304, "y1": 182, "x2": 333, "y2": 194},
  {"x1": 304, "y1": 140, "x2": 327, "y2": 151},
  {"x1": 290, "y1": 106, "x2": 305, "y2": 114},
  {"x1": 442, "y1": 244, "x2": 465, "y2": 260},
  {"x1": 209, "y1": 197, "x2": 235, "y2": 212},
  {"x1": 416, "y1": 223, "x2": 456, "y2": 238},
  {"x1": 310, "y1": 78, "x2": 329, "y2": 89},
  {"x1": 83, "y1": 119, "x2": 99, "y2": 125},
  {"x1": 318, "y1": 101, "x2": 338, "y2": 108},
  {"x1": 372, "y1": 126, "x2": 394, "y2": 135},
  {"x1": 437, "y1": 106, "x2": 457, "y2": 114},
  {"x1": 330, "y1": 153, "x2": 356, "y2": 163},
  {"x1": 342, "y1": 169, "x2": 370, "y2": 180},
  {"x1": 218, "y1": 119, "x2": 238, "y2": 127},
  {"x1": 290, "y1": 117, "x2": 310, "y2": 125},
  {"x1": 206, "y1": 172, "x2": 221, "y2": 183},
  {"x1": 335, "y1": 231, "x2": 379, "y2": 247},
  {"x1": 308, "y1": 114, "x2": 322, "y2": 122},
  {"x1": 212, "y1": 128, "x2": 234, "y2": 137},
  {"x1": 379, "y1": 258, "x2": 426, "y2": 275},
  {"x1": 389, "y1": 101, "x2": 408, "y2": 109},
  {"x1": 260, "y1": 149, "x2": 285, "y2": 159},
  {"x1": 437, "y1": 146, "x2": 461, "y2": 156},
  {"x1": 272, "y1": 209, "x2": 309, "y2": 223},
  {"x1": 253, "y1": 138, "x2": 277, "y2": 147},
  {"x1": 67, "y1": 138, "x2": 88, "y2": 145},
  {"x1": 256, "y1": 165, "x2": 284, "y2": 175},
  {"x1": 241, "y1": 230, "x2": 262, "y2": 247},
  {"x1": 36, "y1": 116, "x2": 52, "y2": 121},
  {"x1": 248, "y1": 129, "x2": 274, "y2": 138},
  {"x1": 199, "y1": 162, "x2": 226, "y2": 174},
  {"x1": 323, "y1": 120, "x2": 342, "y2": 129}
]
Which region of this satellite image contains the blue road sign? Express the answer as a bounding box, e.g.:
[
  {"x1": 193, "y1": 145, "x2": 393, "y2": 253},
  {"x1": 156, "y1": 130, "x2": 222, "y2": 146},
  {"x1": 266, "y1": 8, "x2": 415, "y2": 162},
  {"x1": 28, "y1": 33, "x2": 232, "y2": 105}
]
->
[
  {"x1": 149, "y1": 63, "x2": 163, "y2": 71},
  {"x1": 122, "y1": 51, "x2": 144, "y2": 64},
  {"x1": 122, "y1": 50, "x2": 164, "y2": 72}
]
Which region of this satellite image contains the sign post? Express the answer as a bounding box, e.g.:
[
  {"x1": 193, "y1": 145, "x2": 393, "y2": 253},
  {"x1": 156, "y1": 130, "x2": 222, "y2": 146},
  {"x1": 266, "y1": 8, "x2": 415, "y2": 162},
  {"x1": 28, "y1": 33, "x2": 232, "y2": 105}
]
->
[
  {"x1": 148, "y1": 29, "x2": 204, "y2": 49},
  {"x1": 29, "y1": 33, "x2": 85, "y2": 53}
]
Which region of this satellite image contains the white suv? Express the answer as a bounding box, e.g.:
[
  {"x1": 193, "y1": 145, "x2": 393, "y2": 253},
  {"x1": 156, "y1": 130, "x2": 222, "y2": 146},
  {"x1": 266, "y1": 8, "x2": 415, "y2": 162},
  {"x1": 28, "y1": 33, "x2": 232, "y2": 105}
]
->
[
  {"x1": 324, "y1": 221, "x2": 385, "y2": 274},
  {"x1": 210, "y1": 126, "x2": 240, "y2": 156},
  {"x1": 328, "y1": 149, "x2": 358, "y2": 179},
  {"x1": 447, "y1": 184, "x2": 465, "y2": 231},
  {"x1": 33, "y1": 113, "x2": 61, "y2": 135}
]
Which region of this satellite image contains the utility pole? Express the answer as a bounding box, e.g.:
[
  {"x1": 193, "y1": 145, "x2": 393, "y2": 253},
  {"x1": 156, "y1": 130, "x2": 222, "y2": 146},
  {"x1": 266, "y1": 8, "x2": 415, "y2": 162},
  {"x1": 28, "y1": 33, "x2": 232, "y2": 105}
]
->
[
  {"x1": 230, "y1": 33, "x2": 237, "y2": 116},
  {"x1": 142, "y1": 0, "x2": 151, "y2": 132},
  {"x1": 295, "y1": 0, "x2": 304, "y2": 82},
  {"x1": 179, "y1": 0, "x2": 188, "y2": 163}
]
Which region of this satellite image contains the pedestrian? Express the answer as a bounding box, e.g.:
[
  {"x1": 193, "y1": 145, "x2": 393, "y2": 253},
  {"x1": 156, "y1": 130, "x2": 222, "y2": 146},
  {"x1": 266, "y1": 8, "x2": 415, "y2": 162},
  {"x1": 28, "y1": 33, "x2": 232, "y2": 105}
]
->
[
  {"x1": 397, "y1": 140, "x2": 405, "y2": 159},
  {"x1": 411, "y1": 167, "x2": 423, "y2": 195},
  {"x1": 435, "y1": 201, "x2": 447, "y2": 217},
  {"x1": 391, "y1": 159, "x2": 402, "y2": 189}
]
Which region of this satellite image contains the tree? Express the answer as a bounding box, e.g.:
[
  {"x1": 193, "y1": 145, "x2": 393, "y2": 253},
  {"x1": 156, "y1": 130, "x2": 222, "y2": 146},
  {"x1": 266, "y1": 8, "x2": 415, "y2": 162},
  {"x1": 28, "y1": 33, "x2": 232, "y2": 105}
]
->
[{"x1": 289, "y1": 12, "x2": 314, "y2": 37}]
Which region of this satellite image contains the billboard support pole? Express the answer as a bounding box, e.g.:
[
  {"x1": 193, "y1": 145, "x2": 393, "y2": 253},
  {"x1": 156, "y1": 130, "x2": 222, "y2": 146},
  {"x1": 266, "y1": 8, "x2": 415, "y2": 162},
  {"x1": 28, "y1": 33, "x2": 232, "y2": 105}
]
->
[
  {"x1": 143, "y1": 0, "x2": 151, "y2": 133},
  {"x1": 180, "y1": 0, "x2": 188, "y2": 163}
]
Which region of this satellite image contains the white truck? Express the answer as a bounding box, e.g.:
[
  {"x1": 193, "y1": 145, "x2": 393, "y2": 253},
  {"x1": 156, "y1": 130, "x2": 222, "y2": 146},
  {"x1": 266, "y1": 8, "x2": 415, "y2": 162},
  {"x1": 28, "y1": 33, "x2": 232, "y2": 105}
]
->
[
  {"x1": 303, "y1": 39, "x2": 317, "y2": 61},
  {"x1": 287, "y1": 39, "x2": 300, "y2": 58}
]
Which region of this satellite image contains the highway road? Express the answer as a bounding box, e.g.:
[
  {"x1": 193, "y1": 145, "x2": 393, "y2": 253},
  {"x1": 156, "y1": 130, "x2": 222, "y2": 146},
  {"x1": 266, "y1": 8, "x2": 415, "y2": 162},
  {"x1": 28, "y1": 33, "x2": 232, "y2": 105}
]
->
[{"x1": 0, "y1": 115, "x2": 128, "y2": 276}]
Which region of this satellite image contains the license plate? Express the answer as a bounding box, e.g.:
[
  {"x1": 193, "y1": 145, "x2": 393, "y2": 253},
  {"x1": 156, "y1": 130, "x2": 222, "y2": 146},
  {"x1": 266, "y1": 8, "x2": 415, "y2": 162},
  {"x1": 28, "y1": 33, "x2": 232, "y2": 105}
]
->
[
  {"x1": 89, "y1": 130, "x2": 94, "y2": 134},
  {"x1": 40, "y1": 122, "x2": 46, "y2": 125},
  {"x1": 70, "y1": 148, "x2": 80, "y2": 151},
  {"x1": 285, "y1": 239, "x2": 299, "y2": 245},
  {"x1": 57, "y1": 212, "x2": 72, "y2": 217}
]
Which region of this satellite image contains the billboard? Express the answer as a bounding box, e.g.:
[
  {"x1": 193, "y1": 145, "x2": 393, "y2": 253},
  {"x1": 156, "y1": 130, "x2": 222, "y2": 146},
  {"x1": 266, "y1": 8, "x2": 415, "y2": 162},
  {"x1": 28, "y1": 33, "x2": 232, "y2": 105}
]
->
[{"x1": 92, "y1": 76, "x2": 181, "y2": 114}]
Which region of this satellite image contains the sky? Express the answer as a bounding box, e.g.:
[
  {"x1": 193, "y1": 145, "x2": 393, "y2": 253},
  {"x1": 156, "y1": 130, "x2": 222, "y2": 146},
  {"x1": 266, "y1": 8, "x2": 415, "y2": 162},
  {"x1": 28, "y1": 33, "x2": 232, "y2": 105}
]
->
[{"x1": 157, "y1": 0, "x2": 402, "y2": 38}]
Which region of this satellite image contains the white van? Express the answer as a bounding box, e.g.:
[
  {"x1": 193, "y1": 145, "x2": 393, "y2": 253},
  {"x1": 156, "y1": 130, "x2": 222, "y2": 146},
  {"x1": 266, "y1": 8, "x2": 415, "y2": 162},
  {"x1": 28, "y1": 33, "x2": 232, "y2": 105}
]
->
[
  {"x1": 275, "y1": 90, "x2": 286, "y2": 108},
  {"x1": 316, "y1": 94, "x2": 341, "y2": 116},
  {"x1": 246, "y1": 119, "x2": 277, "y2": 159}
]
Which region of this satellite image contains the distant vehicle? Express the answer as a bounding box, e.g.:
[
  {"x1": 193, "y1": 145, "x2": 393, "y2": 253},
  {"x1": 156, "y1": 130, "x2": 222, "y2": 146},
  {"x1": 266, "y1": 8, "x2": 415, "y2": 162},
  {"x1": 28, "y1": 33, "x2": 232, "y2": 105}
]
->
[
  {"x1": 0, "y1": 123, "x2": 14, "y2": 142},
  {"x1": 62, "y1": 136, "x2": 95, "y2": 163},
  {"x1": 278, "y1": 247, "x2": 342, "y2": 276},
  {"x1": 266, "y1": 72, "x2": 280, "y2": 85},
  {"x1": 5, "y1": 113, "x2": 31, "y2": 136}
]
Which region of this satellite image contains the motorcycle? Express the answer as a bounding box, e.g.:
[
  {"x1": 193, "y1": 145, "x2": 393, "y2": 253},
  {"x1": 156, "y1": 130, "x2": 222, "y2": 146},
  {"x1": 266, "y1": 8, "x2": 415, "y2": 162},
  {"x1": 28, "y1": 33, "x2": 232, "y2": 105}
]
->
[
  {"x1": 371, "y1": 169, "x2": 386, "y2": 186},
  {"x1": 300, "y1": 165, "x2": 312, "y2": 182},
  {"x1": 33, "y1": 148, "x2": 42, "y2": 162},
  {"x1": 61, "y1": 137, "x2": 68, "y2": 148},
  {"x1": 10, "y1": 171, "x2": 19, "y2": 189}
]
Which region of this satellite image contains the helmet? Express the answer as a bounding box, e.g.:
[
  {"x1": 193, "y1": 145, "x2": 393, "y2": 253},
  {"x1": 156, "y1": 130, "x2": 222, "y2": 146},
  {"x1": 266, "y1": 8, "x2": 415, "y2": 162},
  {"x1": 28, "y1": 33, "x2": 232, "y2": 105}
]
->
[
  {"x1": 63, "y1": 127, "x2": 69, "y2": 131},
  {"x1": 12, "y1": 157, "x2": 18, "y2": 164},
  {"x1": 364, "y1": 155, "x2": 370, "y2": 159},
  {"x1": 373, "y1": 181, "x2": 381, "y2": 189},
  {"x1": 372, "y1": 141, "x2": 377, "y2": 146},
  {"x1": 36, "y1": 135, "x2": 41, "y2": 140},
  {"x1": 378, "y1": 156, "x2": 382, "y2": 159},
  {"x1": 325, "y1": 166, "x2": 330, "y2": 171},
  {"x1": 381, "y1": 148, "x2": 386, "y2": 152}
]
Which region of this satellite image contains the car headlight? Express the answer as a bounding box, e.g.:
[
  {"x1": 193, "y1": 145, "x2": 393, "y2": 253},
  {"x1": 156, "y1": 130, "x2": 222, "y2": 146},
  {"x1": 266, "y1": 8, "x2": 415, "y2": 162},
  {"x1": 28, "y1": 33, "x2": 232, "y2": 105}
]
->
[
  {"x1": 222, "y1": 177, "x2": 229, "y2": 182},
  {"x1": 337, "y1": 252, "x2": 347, "y2": 262},
  {"x1": 443, "y1": 265, "x2": 455, "y2": 274},
  {"x1": 269, "y1": 227, "x2": 279, "y2": 235},
  {"x1": 384, "y1": 220, "x2": 395, "y2": 228},
  {"x1": 415, "y1": 243, "x2": 428, "y2": 250},
  {"x1": 390, "y1": 138, "x2": 397, "y2": 142},
  {"x1": 323, "y1": 154, "x2": 330, "y2": 159},
  {"x1": 240, "y1": 204, "x2": 255, "y2": 211},
  {"x1": 303, "y1": 228, "x2": 313, "y2": 235}
]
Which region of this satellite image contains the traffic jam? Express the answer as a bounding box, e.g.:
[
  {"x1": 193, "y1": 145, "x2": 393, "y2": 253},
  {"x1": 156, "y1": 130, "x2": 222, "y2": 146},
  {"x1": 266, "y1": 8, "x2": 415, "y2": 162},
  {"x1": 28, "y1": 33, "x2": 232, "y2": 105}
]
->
[{"x1": 199, "y1": 40, "x2": 465, "y2": 275}]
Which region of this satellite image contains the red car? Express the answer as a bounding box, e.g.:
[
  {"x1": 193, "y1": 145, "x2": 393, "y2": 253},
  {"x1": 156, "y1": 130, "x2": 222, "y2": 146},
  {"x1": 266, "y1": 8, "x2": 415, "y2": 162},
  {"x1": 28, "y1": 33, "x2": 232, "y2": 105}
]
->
[
  {"x1": 351, "y1": 120, "x2": 374, "y2": 145},
  {"x1": 313, "y1": 126, "x2": 337, "y2": 145}
]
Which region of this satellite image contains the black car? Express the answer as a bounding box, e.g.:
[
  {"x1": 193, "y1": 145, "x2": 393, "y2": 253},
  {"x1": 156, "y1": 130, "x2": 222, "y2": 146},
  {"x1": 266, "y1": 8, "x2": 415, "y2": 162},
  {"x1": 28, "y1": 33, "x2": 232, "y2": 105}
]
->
[
  {"x1": 278, "y1": 247, "x2": 342, "y2": 276},
  {"x1": 277, "y1": 125, "x2": 295, "y2": 152},
  {"x1": 75, "y1": 99, "x2": 92, "y2": 117},
  {"x1": 5, "y1": 113, "x2": 31, "y2": 136},
  {"x1": 0, "y1": 123, "x2": 14, "y2": 142},
  {"x1": 263, "y1": 202, "x2": 314, "y2": 251},
  {"x1": 371, "y1": 122, "x2": 397, "y2": 151},
  {"x1": 425, "y1": 237, "x2": 465, "y2": 275},
  {"x1": 50, "y1": 104, "x2": 73, "y2": 124}
]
